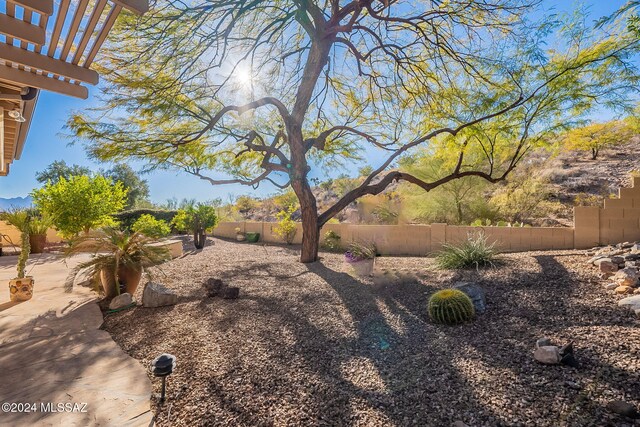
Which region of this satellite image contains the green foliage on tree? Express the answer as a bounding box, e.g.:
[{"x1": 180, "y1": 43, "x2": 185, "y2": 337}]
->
[
  {"x1": 171, "y1": 203, "x2": 219, "y2": 234},
  {"x1": 35, "y1": 160, "x2": 91, "y2": 184},
  {"x1": 274, "y1": 205, "x2": 298, "y2": 244},
  {"x1": 103, "y1": 164, "x2": 150, "y2": 209},
  {"x1": 561, "y1": 120, "x2": 634, "y2": 160},
  {"x1": 31, "y1": 175, "x2": 127, "y2": 238},
  {"x1": 131, "y1": 214, "x2": 171, "y2": 238},
  {"x1": 67, "y1": 1, "x2": 640, "y2": 262}
]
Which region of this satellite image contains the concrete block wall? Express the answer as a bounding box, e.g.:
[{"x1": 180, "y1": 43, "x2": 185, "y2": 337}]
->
[{"x1": 575, "y1": 176, "x2": 640, "y2": 247}]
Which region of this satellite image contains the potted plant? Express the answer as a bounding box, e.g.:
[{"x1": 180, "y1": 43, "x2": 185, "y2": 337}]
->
[
  {"x1": 344, "y1": 241, "x2": 377, "y2": 276},
  {"x1": 171, "y1": 203, "x2": 219, "y2": 249},
  {"x1": 235, "y1": 227, "x2": 246, "y2": 241},
  {"x1": 28, "y1": 214, "x2": 52, "y2": 254},
  {"x1": 245, "y1": 232, "x2": 261, "y2": 243},
  {"x1": 2, "y1": 209, "x2": 34, "y2": 301},
  {"x1": 64, "y1": 227, "x2": 171, "y2": 298}
]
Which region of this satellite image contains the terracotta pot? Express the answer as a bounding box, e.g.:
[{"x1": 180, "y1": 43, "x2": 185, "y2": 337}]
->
[
  {"x1": 29, "y1": 234, "x2": 47, "y2": 254},
  {"x1": 236, "y1": 234, "x2": 246, "y2": 241},
  {"x1": 118, "y1": 265, "x2": 143, "y2": 295},
  {"x1": 346, "y1": 258, "x2": 375, "y2": 277},
  {"x1": 100, "y1": 266, "x2": 143, "y2": 297},
  {"x1": 9, "y1": 276, "x2": 34, "y2": 302}
]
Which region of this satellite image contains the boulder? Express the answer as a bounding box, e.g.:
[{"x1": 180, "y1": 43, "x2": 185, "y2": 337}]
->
[
  {"x1": 453, "y1": 282, "x2": 486, "y2": 314},
  {"x1": 533, "y1": 346, "x2": 561, "y2": 365},
  {"x1": 536, "y1": 337, "x2": 552, "y2": 348},
  {"x1": 610, "y1": 256, "x2": 625, "y2": 265},
  {"x1": 598, "y1": 260, "x2": 619, "y2": 274},
  {"x1": 606, "y1": 400, "x2": 639, "y2": 419},
  {"x1": 220, "y1": 286, "x2": 240, "y2": 299},
  {"x1": 204, "y1": 278, "x2": 224, "y2": 297},
  {"x1": 109, "y1": 292, "x2": 134, "y2": 310},
  {"x1": 613, "y1": 268, "x2": 639, "y2": 287},
  {"x1": 142, "y1": 282, "x2": 178, "y2": 308},
  {"x1": 618, "y1": 295, "x2": 640, "y2": 312},
  {"x1": 624, "y1": 253, "x2": 640, "y2": 261},
  {"x1": 615, "y1": 286, "x2": 634, "y2": 295}
]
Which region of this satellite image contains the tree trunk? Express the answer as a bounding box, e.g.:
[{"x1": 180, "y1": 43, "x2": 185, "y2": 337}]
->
[
  {"x1": 293, "y1": 179, "x2": 320, "y2": 263},
  {"x1": 194, "y1": 229, "x2": 206, "y2": 249}
]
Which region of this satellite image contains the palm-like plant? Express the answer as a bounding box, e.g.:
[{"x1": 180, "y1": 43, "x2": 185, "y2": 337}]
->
[{"x1": 65, "y1": 227, "x2": 171, "y2": 296}]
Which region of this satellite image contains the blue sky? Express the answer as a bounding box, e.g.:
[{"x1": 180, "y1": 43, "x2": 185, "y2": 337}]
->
[{"x1": 0, "y1": 1, "x2": 632, "y2": 203}]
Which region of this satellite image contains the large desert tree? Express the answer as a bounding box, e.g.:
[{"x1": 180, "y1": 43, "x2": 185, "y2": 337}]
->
[{"x1": 69, "y1": 0, "x2": 640, "y2": 262}]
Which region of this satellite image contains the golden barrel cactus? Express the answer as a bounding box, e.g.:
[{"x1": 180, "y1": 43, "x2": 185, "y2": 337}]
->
[{"x1": 428, "y1": 289, "x2": 475, "y2": 325}]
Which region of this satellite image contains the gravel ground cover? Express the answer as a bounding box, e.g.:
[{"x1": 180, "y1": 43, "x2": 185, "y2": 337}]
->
[{"x1": 103, "y1": 238, "x2": 640, "y2": 426}]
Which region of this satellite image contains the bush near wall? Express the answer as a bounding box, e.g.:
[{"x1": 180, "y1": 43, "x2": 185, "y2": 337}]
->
[{"x1": 113, "y1": 209, "x2": 178, "y2": 231}]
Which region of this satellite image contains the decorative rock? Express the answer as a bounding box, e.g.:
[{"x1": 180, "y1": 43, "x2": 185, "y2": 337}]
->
[
  {"x1": 594, "y1": 257, "x2": 612, "y2": 265},
  {"x1": 109, "y1": 293, "x2": 134, "y2": 310},
  {"x1": 220, "y1": 286, "x2": 240, "y2": 299},
  {"x1": 452, "y1": 421, "x2": 469, "y2": 427},
  {"x1": 453, "y1": 282, "x2": 486, "y2": 314},
  {"x1": 635, "y1": 308, "x2": 640, "y2": 318},
  {"x1": 536, "y1": 337, "x2": 553, "y2": 348},
  {"x1": 605, "y1": 283, "x2": 618, "y2": 290},
  {"x1": 618, "y1": 295, "x2": 640, "y2": 311},
  {"x1": 560, "y1": 353, "x2": 579, "y2": 368},
  {"x1": 564, "y1": 380, "x2": 582, "y2": 390},
  {"x1": 142, "y1": 282, "x2": 178, "y2": 308},
  {"x1": 606, "y1": 400, "x2": 639, "y2": 419},
  {"x1": 534, "y1": 346, "x2": 561, "y2": 365},
  {"x1": 588, "y1": 255, "x2": 607, "y2": 265},
  {"x1": 559, "y1": 342, "x2": 574, "y2": 356},
  {"x1": 624, "y1": 253, "x2": 640, "y2": 261},
  {"x1": 615, "y1": 286, "x2": 634, "y2": 295},
  {"x1": 613, "y1": 268, "x2": 639, "y2": 286},
  {"x1": 204, "y1": 278, "x2": 224, "y2": 297},
  {"x1": 610, "y1": 256, "x2": 625, "y2": 265},
  {"x1": 598, "y1": 260, "x2": 619, "y2": 274}
]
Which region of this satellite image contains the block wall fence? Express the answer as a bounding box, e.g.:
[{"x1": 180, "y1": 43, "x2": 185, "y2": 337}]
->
[
  {"x1": 214, "y1": 177, "x2": 640, "y2": 256},
  {"x1": 2, "y1": 178, "x2": 640, "y2": 256}
]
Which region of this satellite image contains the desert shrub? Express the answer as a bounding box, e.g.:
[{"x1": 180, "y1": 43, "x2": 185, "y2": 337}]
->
[
  {"x1": 428, "y1": 289, "x2": 475, "y2": 325},
  {"x1": 131, "y1": 214, "x2": 171, "y2": 238},
  {"x1": 574, "y1": 193, "x2": 602, "y2": 207},
  {"x1": 489, "y1": 175, "x2": 562, "y2": 223},
  {"x1": 321, "y1": 230, "x2": 342, "y2": 252},
  {"x1": 274, "y1": 205, "x2": 297, "y2": 244},
  {"x1": 435, "y1": 232, "x2": 496, "y2": 269},
  {"x1": 112, "y1": 209, "x2": 178, "y2": 230}
]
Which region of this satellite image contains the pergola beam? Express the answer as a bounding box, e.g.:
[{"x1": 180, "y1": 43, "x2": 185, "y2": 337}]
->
[
  {"x1": 8, "y1": 0, "x2": 54, "y2": 16},
  {"x1": 0, "y1": 14, "x2": 46, "y2": 46},
  {"x1": 0, "y1": 66, "x2": 88, "y2": 99},
  {"x1": 111, "y1": 0, "x2": 148, "y2": 15},
  {"x1": 0, "y1": 44, "x2": 99, "y2": 84}
]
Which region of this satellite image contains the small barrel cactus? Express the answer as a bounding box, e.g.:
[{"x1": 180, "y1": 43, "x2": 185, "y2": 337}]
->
[{"x1": 428, "y1": 289, "x2": 475, "y2": 325}]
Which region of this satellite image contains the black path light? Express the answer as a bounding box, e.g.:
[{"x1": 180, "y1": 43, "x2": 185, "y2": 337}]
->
[{"x1": 152, "y1": 353, "x2": 176, "y2": 404}]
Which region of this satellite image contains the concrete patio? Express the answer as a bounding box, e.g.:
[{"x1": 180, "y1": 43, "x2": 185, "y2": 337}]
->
[{"x1": 0, "y1": 252, "x2": 153, "y2": 426}]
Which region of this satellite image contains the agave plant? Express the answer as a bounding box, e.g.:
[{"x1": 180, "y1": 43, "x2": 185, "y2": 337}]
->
[{"x1": 64, "y1": 227, "x2": 171, "y2": 297}]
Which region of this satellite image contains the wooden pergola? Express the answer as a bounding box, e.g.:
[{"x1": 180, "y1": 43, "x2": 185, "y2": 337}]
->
[{"x1": 0, "y1": 0, "x2": 148, "y2": 175}]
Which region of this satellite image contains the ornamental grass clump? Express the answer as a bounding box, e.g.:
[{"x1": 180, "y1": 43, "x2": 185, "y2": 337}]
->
[
  {"x1": 435, "y1": 232, "x2": 496, "y2": 269},
  {"x1": 428, "y1": 289, "x2": 475, "y2": 325},
  {"x1": 344, "y1": 241, "x2": 376, "y2": 263}
]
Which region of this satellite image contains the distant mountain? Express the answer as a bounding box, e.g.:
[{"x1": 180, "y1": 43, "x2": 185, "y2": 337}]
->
[{"x1": 0, "y1": 196, "x2": 33, "y2": 210}]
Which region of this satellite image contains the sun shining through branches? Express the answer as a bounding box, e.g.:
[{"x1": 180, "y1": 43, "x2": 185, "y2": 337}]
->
[{"x1": 68, "y1": 0, "x2": 640, "y2": 262}]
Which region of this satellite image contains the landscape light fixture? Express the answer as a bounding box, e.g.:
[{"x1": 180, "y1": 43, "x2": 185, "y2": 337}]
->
[
  {"x1": 151, "y1": 353, "x2": 176, "y2": 404},
  {"x1": 7, "y1": 110, "x2": 26, "y2": 123}
]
